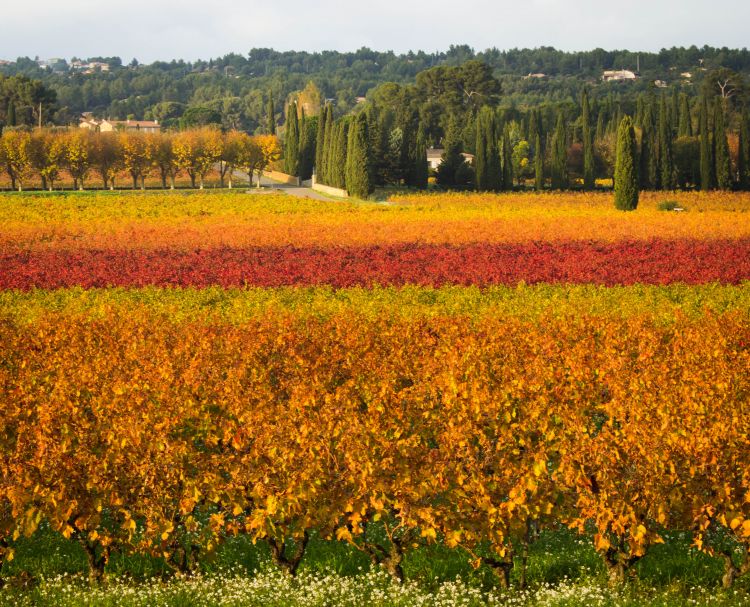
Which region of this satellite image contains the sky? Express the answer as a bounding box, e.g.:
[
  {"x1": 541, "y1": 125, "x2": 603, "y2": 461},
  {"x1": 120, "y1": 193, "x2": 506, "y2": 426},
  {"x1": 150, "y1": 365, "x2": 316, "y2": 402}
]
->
[{"x1": 2, "y1": 0, "x2": 748, "y2": 63}]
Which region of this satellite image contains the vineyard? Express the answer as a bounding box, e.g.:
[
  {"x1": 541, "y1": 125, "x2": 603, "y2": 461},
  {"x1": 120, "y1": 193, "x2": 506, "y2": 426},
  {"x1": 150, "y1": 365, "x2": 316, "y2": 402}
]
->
[{"x1": 1, "y1": 190, "x2": 749, "y2": 606}]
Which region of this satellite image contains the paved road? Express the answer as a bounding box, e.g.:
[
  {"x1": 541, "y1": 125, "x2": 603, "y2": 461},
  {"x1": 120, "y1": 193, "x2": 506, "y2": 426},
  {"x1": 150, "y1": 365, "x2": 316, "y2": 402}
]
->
[{"x1": 235, "y1": 172, "x2": 336, "y2": 202}]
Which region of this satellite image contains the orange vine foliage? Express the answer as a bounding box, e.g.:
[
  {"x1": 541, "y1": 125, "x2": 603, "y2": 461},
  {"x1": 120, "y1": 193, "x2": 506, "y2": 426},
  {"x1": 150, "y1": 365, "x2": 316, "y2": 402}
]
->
[
  {"x1": 3, "y1": 190, "x2": 750, "y2": 252},
  {"x1": 1, "y1": 309, "x2": 748, "y2": 577}
]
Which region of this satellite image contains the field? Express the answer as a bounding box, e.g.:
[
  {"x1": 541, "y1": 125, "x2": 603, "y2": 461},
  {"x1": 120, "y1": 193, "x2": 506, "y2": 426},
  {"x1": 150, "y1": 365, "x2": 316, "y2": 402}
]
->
[{"x1": 1, "y1": 190, "x2": 749, "y2": 606}]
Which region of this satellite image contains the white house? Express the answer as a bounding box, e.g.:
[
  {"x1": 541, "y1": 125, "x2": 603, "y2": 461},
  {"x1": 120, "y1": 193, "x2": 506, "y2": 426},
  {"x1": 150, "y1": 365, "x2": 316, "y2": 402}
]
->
[
  {"x1": 426, "y1": 148, "x2": 475, "y2": 170},
  {"x1": 602, "y1": 70, "x2": 638, "y2": 82},
  {"x1": 80, "y1": 118, "x2": 161, "y2": 133}
]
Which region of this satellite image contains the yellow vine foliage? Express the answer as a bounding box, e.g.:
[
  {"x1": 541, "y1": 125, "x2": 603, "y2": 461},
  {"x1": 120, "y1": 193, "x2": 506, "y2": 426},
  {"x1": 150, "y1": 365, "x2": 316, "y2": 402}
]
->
[{"x1": 0, "y1": 306, "x2": 748, "y2": 569}]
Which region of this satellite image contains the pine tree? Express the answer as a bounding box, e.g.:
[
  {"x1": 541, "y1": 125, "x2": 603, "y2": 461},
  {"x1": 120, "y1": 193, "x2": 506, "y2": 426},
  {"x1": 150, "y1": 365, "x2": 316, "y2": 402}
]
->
[
  {"x1": 670, "y1": 88, "x2": 680, "y2": 136},
  {"x1": 699, "y1": 97, "x2": 714, "y2": 191},
  {"x1": 614, "y1": 116, "x2": 639, "y2": 211},
  {"x1": 635, "y1": 94, "x2": 645, "y2": 128},
  {"x1": 474, "y1": 107, "x2": 501, "y2": 191},
  {"x1": 714, "y1": 98, "x2": 732, "y2": 190},
  {"x1": 678, "y1": 94, "x2": 692, "y2": 137},
  {"x1": 658, "y1": 94, "x2": 675, "y2": 190},
  {"x1": 534, "y1": 133, "x2": 544, "y2": 190},
  {"x1": 267, "y1": 93, "x2": 276, "y2": 135},
  {"x1": 550, "y1": 112, "x2": 568, "y2": 190},
  {"x1": 284, "y1": 102, "x2": 300, "y2": 176},
  {"x1": 345, "y1": 113, "x2": 373, "y2": 198},
  {"x1": 501, "y1": 125, "x2": 513, "y2": 190},
  {"x1": 739, "y1": 107, "x2": 750, "y2": 190},
  {"x1": 315, "y1": 104, "x2": 329, "y2": 182},
  {"x1": 582, "y1": 90, "x2": 595, "y2": 190},
  {"x1": 7, "y1": 101, "x2": 16, "y2": 127}
]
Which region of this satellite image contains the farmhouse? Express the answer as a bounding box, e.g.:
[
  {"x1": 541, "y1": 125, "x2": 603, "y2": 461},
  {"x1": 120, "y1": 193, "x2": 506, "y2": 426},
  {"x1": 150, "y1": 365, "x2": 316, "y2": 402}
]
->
[
  {"x1": 426, "y1": 148, "x2": 475, "y2": 170},
  {"x1": 79, "y1": 118, "x2": 161, "y2": 133},
  {"x1": 602, "y1": 69, "x2": 638, "y2": 82}
]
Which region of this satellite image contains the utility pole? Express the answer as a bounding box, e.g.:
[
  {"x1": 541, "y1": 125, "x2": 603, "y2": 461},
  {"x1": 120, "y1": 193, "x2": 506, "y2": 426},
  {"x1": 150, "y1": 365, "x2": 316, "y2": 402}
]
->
[{"x1": 38, "y1": 101, "x2": 42, "y2": 129}]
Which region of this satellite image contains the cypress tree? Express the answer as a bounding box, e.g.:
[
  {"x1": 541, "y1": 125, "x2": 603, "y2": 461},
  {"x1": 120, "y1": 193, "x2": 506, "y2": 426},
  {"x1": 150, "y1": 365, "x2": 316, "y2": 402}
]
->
[
  {"x1": 437, "y1": 117, "x2": 466, "y2": 187},
  {"x1": 614, "y1": 116, "x2": 639, "y2": 211},
  {"x1": 658, "y1": 94, "x2": 675, "y2": 190},
  {"x1": 474, "y1": 107, "x2": 501, "y2": 191},
  {"x1": 699, "y1": 97, "x2": 713, "y2": 191},
  {"x1": 345, "y1": 113, "x2": 373, "y2": 198},
  {"x1": 678, "y1": 94, "x2": 692, "y2": 137},
  {"x1": 640, "y1": 106, "x2": 656, "y2": 190},
  {"x1": 550, "y1": 112, "x2": 568, "y2": 189},
  {"x1": 635, "y1": 94, "x2": 645, "y2": 128},
  {"x1": 739, "y1": 107, "x2": 750, "y2": 190},
  {"x1": 284, "y1": 102, "x2": 300, "y2": 176},
  {"x1": 413, "y1": 126, "x2": 429, "y2": 189},
  {"x1": 714, "y1": 98, "x2": 732, "y2": 190},
  {"x1": 7, "y1": 101, "x2": 16, "y2": 127},
  {"x1": 322, "y1": 112, "x2": 336, "y2": 185},
  {"x1": 595, "y1": 111, "x2": 605, "y2": 143},
  {"x1": 332, "y1": 121, "x2": 349, "y2": 190},
  {"x1": 582, "y1": 90, "x2": 595, "y2": 190},
  {"x1": 267, "y1": 93, "x2": 276, "y2": 135},
  {"x1": 501, "y1": 125, "x2": 513, "y2": 190},
  {"x1": 315, "y1": 104, "x2": 329, "y2": 182},
  {"x1": 534, "y1": 133, "x2": 544, "y2": 190},
  {"x1": 670, "y1": 88, "x2": 680, "y2": 136},
  {"x1": 298, "y1": 111, "x2": 317, "y2": 181}
]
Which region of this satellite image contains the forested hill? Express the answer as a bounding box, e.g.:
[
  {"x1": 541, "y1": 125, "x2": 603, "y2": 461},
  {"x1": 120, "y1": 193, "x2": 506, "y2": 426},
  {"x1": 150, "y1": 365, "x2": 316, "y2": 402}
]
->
[{"x1": 1, "y1": 45, "x2": 749, "y2": 134}]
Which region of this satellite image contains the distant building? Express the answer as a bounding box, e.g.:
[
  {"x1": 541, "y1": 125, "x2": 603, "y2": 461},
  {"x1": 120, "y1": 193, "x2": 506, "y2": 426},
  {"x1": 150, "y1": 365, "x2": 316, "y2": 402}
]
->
[
  {"x1": 355, "y1": 96, "x2": 367, "y2": 104},
  {"x1": 426, "y1": 148, "x2": 475, "y2": 170},
  {"x1": 654, "y1": 80, "x2": 668, "y2": 88},
  {"x1": 80, "y1": 118, "x2": 161, "y2": 133},
  {"x1": 602, "y1": 70, "x2": 638, "y2": 82},
  {"x1": 71, "y1": 60, "x2": 110, "y2": 74},
  {"x1": 524, "y1": 73, "x2": 546, "y2": 79},
  {"x1": 0, "y1": 59, "x2": 12, "y2": 66},
  {"x1": 681, "y1": 72, "x2": 693, "y2": 79}
]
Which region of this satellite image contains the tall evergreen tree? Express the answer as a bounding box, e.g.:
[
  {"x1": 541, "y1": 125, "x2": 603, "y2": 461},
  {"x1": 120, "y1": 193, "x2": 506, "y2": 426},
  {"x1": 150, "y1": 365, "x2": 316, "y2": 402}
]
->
[
  {"x1": 595, "y1": 111, "x2": 605, "y2": 143},
  {"x1": 284, "y1": 102, "x2": 300, "y2": 176},
  {"x1": 298, "y1": 111, "x2": 317, "y2": 181},
  {"x1": 7, "y1": 102, "x2": 16, "y2": 127},
  {"x1": 635, "y1": 94, "x2": 645, "y2": 128},
  {"x1": 550, "y1": 112, "x2": 568, "y2": 189},
  {"x1": 640, "y1": 104, "x2": 657, "y2": 190},
  {"x1": 332, "y1": 121, "x2": 349, "y2": 190},
  {"x1": 267, "y1": 93, "x2": 276, "y2": 135},
  {"x1": 501, "y1": 124, "x2": 513, "y2": 190},
  {"x1": 582, "y1": 90, "x2": 595, "y2": 190},
  {"x1": 534, "y1": 133, "x2": 544, "y2": 190},
  {"x1": 345, "y1": 113, "x2": 373, "y2": 198},
  {"x1": 614, "y1": 116, "x2": 639, "y2": 211},
  {"x1": 658, "y1": 94, "x2": 675, "y2": 190},
  {"x1": 713, "y1": 98, "x2": 732, "y2": 190},
  {"x1": 739, "y1": 107, "x2": 750, "y2": 190},
  {"x1": 315, "y1": 104, "x2": 329, "y2": 181},
  {"x1": 413, "y1": 126, "x2": 429, "y2": 189},
  {"x1": 699, "y1": 97, "x2": 714, "y2": 191},
  {"x1": 322, "y1": 111, "x2": 336, "y2": 185},
  {"x1": 678, "y1": 94, "x2": 692, "y2": 137},
  {"x1": 436, "y1": 116, "x2": 466, "y2": 187},
  {"x1": 670, "y1": 88, "x2": 680, "y2": 136},
  {"x1": 474, "y1": 107, "x2": 501, "y2": 191}
]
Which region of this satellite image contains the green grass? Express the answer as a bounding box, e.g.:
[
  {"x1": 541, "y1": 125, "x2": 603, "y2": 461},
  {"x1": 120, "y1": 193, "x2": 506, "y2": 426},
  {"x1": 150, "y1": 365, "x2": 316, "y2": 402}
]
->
[{"x1": 1, "y1": 527, "x2": 748, "y2": 606}]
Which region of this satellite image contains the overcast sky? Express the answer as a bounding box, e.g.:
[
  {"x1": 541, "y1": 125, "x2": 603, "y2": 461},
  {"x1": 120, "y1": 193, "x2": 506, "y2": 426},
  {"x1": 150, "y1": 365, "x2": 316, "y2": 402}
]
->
[{"x1": 2, "y1": 0, "x2": 748, "y2": 63}]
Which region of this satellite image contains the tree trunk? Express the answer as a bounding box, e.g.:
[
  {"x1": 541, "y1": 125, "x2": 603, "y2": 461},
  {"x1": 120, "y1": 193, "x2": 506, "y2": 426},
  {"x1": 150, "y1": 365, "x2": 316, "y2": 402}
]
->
[
  {"x1": 80, "y1": 539, "x2": 108, "y2": 586},
  {"x1": 382, "y1": 542, "x2": 405, "y2": 581},
  {"x1": 132, "y1": 174, "x2": 138, "y2": 190},
  {"x1": 199, "y1": 175, "x2": 204, "y2": 190},
  {"x1": 141, "y1": 175, "x2": 145, "y2": 190},
  {"x1": 161, "y1": 170, "x2": 167, "y2": 189},
  {"x1": 41, "y1": 175, "x2": 47, "y2": 191},
  {"x1": 102, "y1": 175, "x2": 108, "y2": 190},
  {"x1": 268, "y1": 531, "x2": 310, "y2": 576}
]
